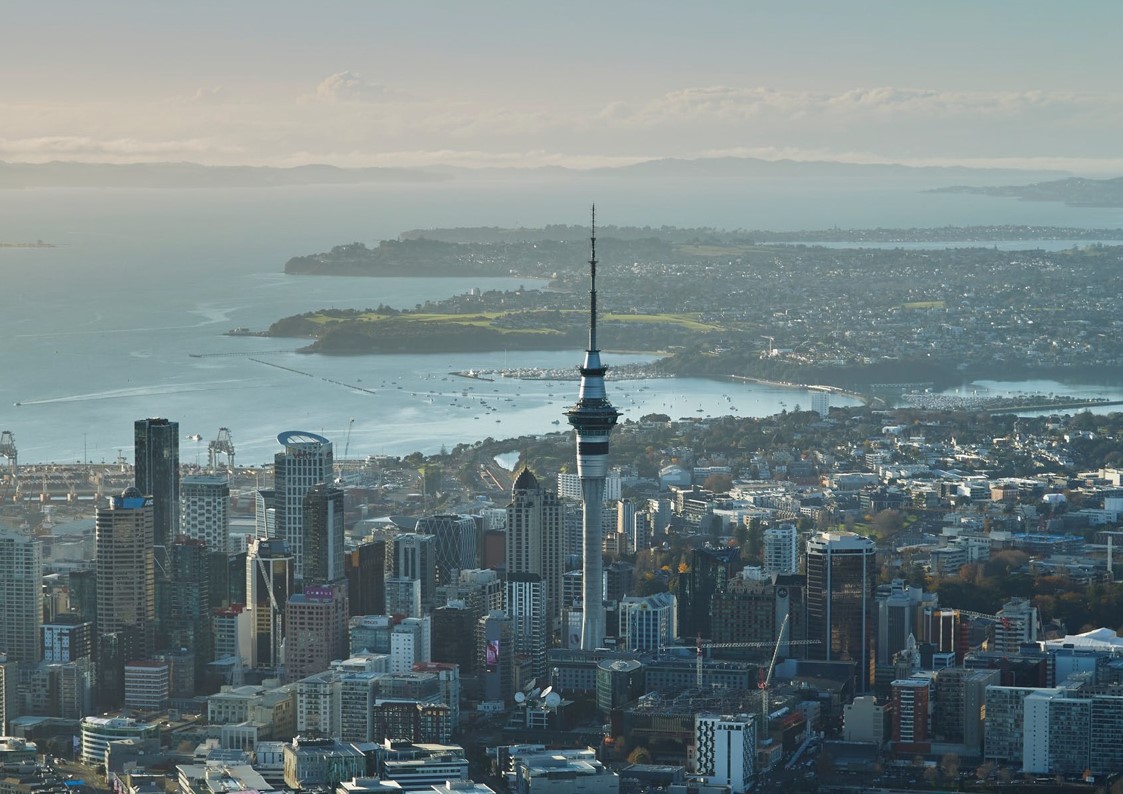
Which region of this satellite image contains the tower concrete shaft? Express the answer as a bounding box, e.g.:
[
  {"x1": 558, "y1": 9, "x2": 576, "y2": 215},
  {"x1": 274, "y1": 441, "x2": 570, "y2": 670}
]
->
[{"x1": 565, "y1": 206, "x2": 619, "y2": 650}]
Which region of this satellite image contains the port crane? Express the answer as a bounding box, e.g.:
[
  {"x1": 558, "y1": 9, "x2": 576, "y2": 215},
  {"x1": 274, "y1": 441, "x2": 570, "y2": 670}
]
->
[
  {"x1": 208, "y1": 427, "x2": 235, "y2": 471},
  {"x1": 0, "y1": 431, "x2": 16, "y2": 475}
]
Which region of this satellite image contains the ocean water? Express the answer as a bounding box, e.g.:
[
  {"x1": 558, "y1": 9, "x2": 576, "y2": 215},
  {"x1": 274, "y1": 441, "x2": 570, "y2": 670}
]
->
[{"x1": 1, "y1": 176, "x2": 1120, "y2": 465}]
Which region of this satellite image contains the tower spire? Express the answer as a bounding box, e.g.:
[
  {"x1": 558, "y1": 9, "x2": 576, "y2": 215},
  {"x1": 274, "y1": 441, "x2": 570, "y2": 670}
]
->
[
  {"x1": 565, "y1": 204, "x2": 620, "y2": 651},
  {"x1": 589, "y1": 204, "x2": 598, "y2": 352}
]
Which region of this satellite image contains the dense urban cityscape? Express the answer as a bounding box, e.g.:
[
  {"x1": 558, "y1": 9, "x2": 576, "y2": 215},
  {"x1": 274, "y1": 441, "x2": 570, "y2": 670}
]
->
[
  {"x1": 5, "y1": 221, "x2": 1123, "y2": 794},
  {"x1": 6, "y1": 4, "x2": 1123, "y2": 794}
]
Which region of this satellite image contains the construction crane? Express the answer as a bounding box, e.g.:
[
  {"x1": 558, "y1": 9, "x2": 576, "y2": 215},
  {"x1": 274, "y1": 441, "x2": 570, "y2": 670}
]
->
[
  {"x1": 759, "y1": 614, "x2": 790, "y2": 724},
  {"x1": 660, "y1": 630, "x2": 820, "y2": 689}
]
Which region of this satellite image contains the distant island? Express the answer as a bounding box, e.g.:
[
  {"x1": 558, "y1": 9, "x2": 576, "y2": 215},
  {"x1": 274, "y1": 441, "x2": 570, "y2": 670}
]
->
[
  {"x1": 929, "y1": 175, "x2": 1123, "y2": 207},
  {"x1": 285, "y1": 224, "x2": 1123, "y2": 279},
  {"x1": 0, "y1": 240, "x2": 54, "y2": 248}
]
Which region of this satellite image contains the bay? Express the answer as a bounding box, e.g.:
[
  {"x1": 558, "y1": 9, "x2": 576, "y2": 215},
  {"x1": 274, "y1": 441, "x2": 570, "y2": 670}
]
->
[{"x1": 1, "y1": 177, "x2": 1120, "y2": 465}]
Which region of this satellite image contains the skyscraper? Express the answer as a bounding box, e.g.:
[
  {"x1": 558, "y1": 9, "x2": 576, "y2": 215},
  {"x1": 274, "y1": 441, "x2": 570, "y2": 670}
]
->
[
  {"x1": 274, "y1": 431, "x2": 333, "y2": 583},
  {"x1": 96, "y1": 488, "x2": 156, "y2": 709},
  {"x1": 678, "y1": 545, "x2": 741, "y2": 640},
  {"x1": 505, "y1": 572, "x2": 547, "y2": 681},
  {"x1": 96, "y1": 488, "x2": 156, "y2": 662},
  {"x1": 392, "y1": 532, "x2": 437, "y2": 612},
  {"x1": 302, "y1": 484, "x2": 345, "y2": 586},
  {"x1": 565, "y1": 208, "x2": 620, "y2": 650},
  {"x1": 806, "y1": 530, "x2": 877, "y2": 692},
  {"x1": 246, "y1": 537, "x2": 293, "y2": 670},
  {"x1": 134, "y1": 418, "x2": 179, "y2": 549},
  {"x1": 0, "y1": 529, "x2": 42, "y2": 665},
  {"x1": 506, "y1": 469, "x2": 564, "y2": 630},
  {"x1": 415, "y1": 514, "x2": 479, "y2": 585}
]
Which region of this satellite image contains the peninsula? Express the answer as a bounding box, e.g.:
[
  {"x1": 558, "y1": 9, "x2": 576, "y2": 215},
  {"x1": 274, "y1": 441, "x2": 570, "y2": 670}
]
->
[{"x1": 259, "y1": 226, "x2": 1123, "y2": 394}]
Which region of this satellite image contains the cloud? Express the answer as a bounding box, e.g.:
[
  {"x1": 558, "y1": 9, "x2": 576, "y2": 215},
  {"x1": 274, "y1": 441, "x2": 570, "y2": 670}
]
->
[
  {"x1": 0, "y1": 135, "x2": 244, "y2": 160},
  {"x1": 601, "y1": 85, "x2": 1114, "y2": 127},
  {"x1": 313, "y1": 71, "x2": 416, "y2": 103}
]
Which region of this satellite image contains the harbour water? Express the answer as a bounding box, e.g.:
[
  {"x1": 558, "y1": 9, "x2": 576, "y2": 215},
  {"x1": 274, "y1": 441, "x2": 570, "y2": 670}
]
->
[{"x1": 1, "y1": 178, "x2": 1121, "y2": 465}]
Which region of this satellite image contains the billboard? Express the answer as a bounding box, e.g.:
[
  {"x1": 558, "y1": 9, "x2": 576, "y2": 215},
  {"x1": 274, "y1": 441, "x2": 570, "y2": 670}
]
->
[{"x1": 485, "y1": 639, "x2": 500, "y2": 669}]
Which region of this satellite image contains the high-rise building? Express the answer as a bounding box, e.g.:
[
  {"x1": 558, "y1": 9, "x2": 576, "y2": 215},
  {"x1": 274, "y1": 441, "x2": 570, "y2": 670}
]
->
[
  {"x1": 274, "y1": 431, "x2": 333, "y2": 583},
  {"x1": 393, "y1": 533, "x2": 437, "y2": 612},
  {"x1": 505, "y1": 573, "x2": 547, "y2": 681},
  {"x1": 0, "y1": 529, "x2": 42, "y2": 665},
  {"x1": 431, "y1": 605, "x2": 476, "y2": 673},
  {"x1": 995, "y1": 597, "x2": 1040, "y2": 654},
  {"x1": 891, "y1": 675, "x2": 933, "y2": 749},
  {"x1": 181, "y1": 474, "x2": 230, "y2": 555},
  {"x1": 506, "y1": 469, "x2": 565, "y2": 631},
  {"x1": 165, "y1": 536, "x2": 212, "y2": 691},
  {"x1": 43, "y1": 613, "x2": 94, "y2": 663},
  {"x1": 390, "y1": 616, "x2": 431, "y2": 674},
  {"x1": 96, "y1": 488, "x2": 156, "y2": 663},
  {"x1": 810, "y1": 388, "x2": 830, "y2": 418},
  {"x1": 434, "y1": 568, "x2": 503, "y2": 625},
  {"x1": 565, "y1": 211, "x2": 620, "y2": 651},
  {"x1": 255, "y1": 489, "x2": 277, "y2": 539},
  {"x1": 557, "y1": 469, "x2": 622, "y2": 503},
  {"x1": 806, "y1": 531, "x2": 877, "y2": 692},
  {"x1": 284, "y1": 583, "x2": 348, "y2": 682},
  {"x1": 245, "y1": 537, "x2": 293, "y2": 670},
  {"x1": 476, "y1": 609, "x2": 513, "y2": 703},
  {"x1": 618, "y1": 592, "x2": 677, "y2": 651},
  {"x1": 678, "y1": 546, "x2": 741, "y2": 640},
  {"x1": 385, "y1": 576, "x2": 422, "y2": 618},
  {"x1": 711, "y1": 572, "x2": 806, "y2": 655},
  {"x1": 345, "y1": 538, "x2": 387, "y2": 617},
  {"x1": 876, "y1": 579, "x2": 937, "y2": 668},
  {"x1": 134, "y1": 418, "x2": 180, "y2": 549},
  {"x1": 415, "y1": 514, "x2": 479, "y2": 586},
  {"x1": 694, "y1": 713, "x2": 756, "y2": 794},
  {"x1": 763, "y1": 524, "x2": 799, "y2": 576},
  {"x1": 302, "y1": 484, "x2": 345, "y2": 585}
]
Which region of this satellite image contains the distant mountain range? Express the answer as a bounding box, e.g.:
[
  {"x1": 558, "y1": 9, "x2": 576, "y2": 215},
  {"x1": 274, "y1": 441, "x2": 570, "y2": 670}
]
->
[
  {"x1": 929, "y1": 176, "x2": 1123, "y2": 207},
  {"x1": 0, "y1": 160, "x2": 446, "y2": 189},
  {"x1": 0, "y1": 157, "x2": 1068, "y2": 189}
]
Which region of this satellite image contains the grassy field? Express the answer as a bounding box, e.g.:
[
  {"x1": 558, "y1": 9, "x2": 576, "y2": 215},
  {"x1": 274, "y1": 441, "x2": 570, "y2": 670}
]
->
[{"x1": 298, "y1": 309, "x2": 724, "y2": 334}]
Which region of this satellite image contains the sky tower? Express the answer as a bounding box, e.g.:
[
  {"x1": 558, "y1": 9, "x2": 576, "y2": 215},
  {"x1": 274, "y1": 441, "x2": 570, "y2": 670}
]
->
[{"x1": 566, "y1": 206, "x2": 620, "y2": 650}]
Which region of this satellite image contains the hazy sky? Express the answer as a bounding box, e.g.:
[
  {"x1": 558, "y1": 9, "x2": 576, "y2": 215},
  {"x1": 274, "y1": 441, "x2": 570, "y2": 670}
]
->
[{"x1": 5, "y1": 1, "x2": 1123, "y2": 172}]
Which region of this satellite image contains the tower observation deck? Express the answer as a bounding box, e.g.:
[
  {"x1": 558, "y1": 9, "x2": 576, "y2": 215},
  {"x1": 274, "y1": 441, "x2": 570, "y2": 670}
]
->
[{"x1": 565, "y1": 206, "x2": 620, "y2": 650}]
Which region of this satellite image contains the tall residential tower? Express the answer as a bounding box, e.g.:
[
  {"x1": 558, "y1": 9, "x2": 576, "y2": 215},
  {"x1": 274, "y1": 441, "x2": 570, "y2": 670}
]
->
[
  {"x1": 134, "y1": 418, "x2": 179, "y2": 549},
  {"x1": 565, "y1": 208, "x2": 620, "y2": 650}
]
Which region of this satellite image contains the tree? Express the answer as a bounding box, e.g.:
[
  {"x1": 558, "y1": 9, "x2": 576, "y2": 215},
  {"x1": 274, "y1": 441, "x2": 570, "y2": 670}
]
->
[
  {"x1": 626, "y1": 746, "x2": 652, "y2": 764},
  {"x1": 939, "y1": 752, "x2": 960, "y2": 780},
  {"x1": 703, "y1": 473, "x2": 733, "y2": 493},
  {"x1": 871, "y1": 508, "x2": 904, "y2": 538}
]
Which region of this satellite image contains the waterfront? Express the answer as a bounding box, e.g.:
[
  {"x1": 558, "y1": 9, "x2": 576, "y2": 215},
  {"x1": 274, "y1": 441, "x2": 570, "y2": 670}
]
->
[{"x1": 2, "y1": 180, "x2": 1123, "y2": 465}]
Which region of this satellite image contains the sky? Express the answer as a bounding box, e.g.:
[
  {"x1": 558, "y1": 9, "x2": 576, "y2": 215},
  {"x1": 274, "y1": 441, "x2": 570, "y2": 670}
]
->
[{"x1": 4, "y1": 1, "x2": 1123, "y2": 173}]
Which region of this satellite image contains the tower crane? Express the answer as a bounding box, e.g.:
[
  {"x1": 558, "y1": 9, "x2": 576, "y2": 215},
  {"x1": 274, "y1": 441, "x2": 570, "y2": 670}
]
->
[
  {"x1": 659, "y1": 627, "x2": 819, "y2": 689},
  {"x1": 759, "y1": 613, "x2": 790, "y2": 724}
]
